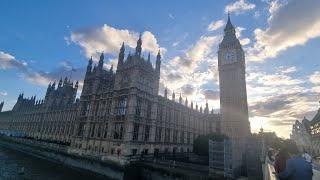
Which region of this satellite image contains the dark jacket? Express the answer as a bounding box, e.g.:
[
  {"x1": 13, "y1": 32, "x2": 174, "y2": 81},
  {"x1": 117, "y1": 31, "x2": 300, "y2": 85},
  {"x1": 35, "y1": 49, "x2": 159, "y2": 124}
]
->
[
  {"x1": 274, "y1": 153, "x2": 287, "y2": 173},
  {"x1": 277, "y1": 156, "x2": 313, "y2": 180}
]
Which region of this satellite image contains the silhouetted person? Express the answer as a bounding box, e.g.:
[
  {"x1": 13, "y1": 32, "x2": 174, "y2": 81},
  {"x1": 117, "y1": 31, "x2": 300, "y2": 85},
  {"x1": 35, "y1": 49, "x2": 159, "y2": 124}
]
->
[
  {"x1": 277, "y1": 151, "x2": 313, "y2": 180},
  {"x1": 274, "y1": 148, "x2": 289, "y2": 174}
]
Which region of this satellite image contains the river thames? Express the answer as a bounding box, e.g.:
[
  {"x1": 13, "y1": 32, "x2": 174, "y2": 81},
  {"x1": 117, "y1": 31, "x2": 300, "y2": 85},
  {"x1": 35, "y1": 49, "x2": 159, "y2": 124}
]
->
[{"x1": 0, "y1": 145, "x2": 105, "y2": 180}]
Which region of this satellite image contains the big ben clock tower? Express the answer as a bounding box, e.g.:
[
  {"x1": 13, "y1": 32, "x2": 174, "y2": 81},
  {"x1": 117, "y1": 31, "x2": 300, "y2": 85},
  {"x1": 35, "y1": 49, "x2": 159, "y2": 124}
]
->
[{"x1": 218, "y1": 14, "x2": 251, "y2": 174}]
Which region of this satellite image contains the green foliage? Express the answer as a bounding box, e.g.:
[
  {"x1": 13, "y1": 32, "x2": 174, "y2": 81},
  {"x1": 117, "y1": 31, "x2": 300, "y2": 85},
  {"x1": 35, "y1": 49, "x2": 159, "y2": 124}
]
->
[{"x1": 193, "y1": 133, "x2": 228, "y2": 156}]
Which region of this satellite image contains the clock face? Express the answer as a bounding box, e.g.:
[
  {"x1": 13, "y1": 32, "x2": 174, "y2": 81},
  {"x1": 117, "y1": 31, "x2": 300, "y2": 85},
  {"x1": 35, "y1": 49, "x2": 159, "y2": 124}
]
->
[{"x1": 224, "y1": 51, "x2": 234, "y2": 61}]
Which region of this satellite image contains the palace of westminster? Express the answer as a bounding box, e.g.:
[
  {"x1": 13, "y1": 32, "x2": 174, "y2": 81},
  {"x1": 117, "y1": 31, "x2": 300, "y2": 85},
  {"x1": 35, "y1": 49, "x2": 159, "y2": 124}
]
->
[{"x1": 0, "y1": 16, "x2": 250, "y2": 171}]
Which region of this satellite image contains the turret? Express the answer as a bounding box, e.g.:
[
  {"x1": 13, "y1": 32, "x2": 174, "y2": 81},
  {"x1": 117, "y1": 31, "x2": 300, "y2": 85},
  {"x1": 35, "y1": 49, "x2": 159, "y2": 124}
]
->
[
  {"x1": 63, "y1": 77, "x2": 68, "y2": 86},
  {"x1": 179, "y1": 93, "x2": 182, "y2": 104},
  {"x1": 109, "y1": 65, "x2": 113, "y2": 73},
  {"x1": 135, "y1": 34, "x2": 142, "y2": 57},
  {"x1": 98, "y1": 52, "x2": 104, "y2": 69},
  {"x1": 87, "y1": 56, "x2": 93, "y2": 73},
  {"x1": 205, "y1": 101, "x2": 209, "y2": 114},
  {"x1": 58, "y1": 78, "x2": 62, "y2": 88},
  {"x1": 51, "y1": 81, "x2": 56, "y2": 90},
  {"x1": 164, "y1": 87, "x2": 168, "y2": 98},
  {"x1": 75, "y1": 81, "x2": 79, "y2": 89},
  {"x1": 118, "y1": 42, "x2": 125, "y2": 69},
  {"x1": 156, "y1": 50, "x2": 161, "y2": 74}
]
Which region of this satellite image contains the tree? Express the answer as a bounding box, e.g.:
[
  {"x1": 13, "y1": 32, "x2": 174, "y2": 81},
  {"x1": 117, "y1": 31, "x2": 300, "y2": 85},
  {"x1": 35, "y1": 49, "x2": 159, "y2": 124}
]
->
[{"x1": 193, "y1": 133, "x2": 228, "y2": 156}]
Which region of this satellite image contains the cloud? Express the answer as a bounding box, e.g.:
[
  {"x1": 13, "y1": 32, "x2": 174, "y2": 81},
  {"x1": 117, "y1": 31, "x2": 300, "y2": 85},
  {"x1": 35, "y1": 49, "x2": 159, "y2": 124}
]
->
[
  {"x1": 207, "y1": 20, "x2": 224, "y2": 31},
  {"x1": 225, "y1": 0, "x2": 256, "y2": 15},
  {"x1": 0, "y1": 91, "x2": 8, "y2": 96},
  {"x1": 67, "y1": 24, "x2": 166, "y2": 60},
  {"x1": 181, "y1": 84, "x2": 195, "y2": 96},
  {"x1": 172, "y1": 41, "x2": 180, "y2": 47},
  {"x1": 202, "y1": 89, "x2": 219, "y2": 100},
  {"x1": 0, "y1": 50, "x2": 85, "y2": 87},
  {"x1": 0, "y1": 51, "x2": 28, "y2": 70},
  {"x1": 309, "y1": 71, "x2": 320, "y2": 84},
  {"x1": 248, "y1": 0, "x2": 320, "y2": 61}
]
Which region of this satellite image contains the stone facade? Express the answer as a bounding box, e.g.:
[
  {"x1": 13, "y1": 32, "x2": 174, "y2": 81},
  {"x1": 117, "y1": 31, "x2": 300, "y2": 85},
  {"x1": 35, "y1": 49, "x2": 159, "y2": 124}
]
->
[
  {"x1": 0, "y1": 78, "x2": 79, "y2": 144},
  {"x1": 218, "y1": 15, "x2": 251, "y2": 172},
  {"x1": 0, "y1": 35, "x2": 220, "y2": 163},
  {"x1": 70, "y1": 37, "x2": 220, "y2": 161},
  {"x1": 0, "y1": 18, "x2": 254, "y2": 167}
]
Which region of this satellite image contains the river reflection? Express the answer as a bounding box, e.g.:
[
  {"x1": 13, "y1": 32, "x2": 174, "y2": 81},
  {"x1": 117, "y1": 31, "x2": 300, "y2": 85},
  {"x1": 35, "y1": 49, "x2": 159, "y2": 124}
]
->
[{"x1": 0, "y1": 145, "x2": 106, "y2": 180}]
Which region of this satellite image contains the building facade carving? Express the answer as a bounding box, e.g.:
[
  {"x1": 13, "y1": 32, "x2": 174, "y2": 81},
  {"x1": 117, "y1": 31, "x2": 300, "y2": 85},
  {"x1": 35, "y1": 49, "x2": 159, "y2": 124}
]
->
[
  {"x1": 0, "y1": 35, "x2": 220, "y2": 162},
  {"x1": 218, "y1": 15, "x2": 251, "y2": 172},
  {"x1": 0, "y1": 18, "x2": 251, "y2": 170}
]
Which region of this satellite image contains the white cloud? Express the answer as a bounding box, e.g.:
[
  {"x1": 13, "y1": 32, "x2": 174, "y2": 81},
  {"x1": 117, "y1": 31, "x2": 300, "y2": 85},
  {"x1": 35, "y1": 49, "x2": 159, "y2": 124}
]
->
[
  {"x1": 68, "y1": 24, "x2": 166, "y2": 60},
  {"x1": 0, "y1": 50, "x2": 85, "y2": 88},
  {"x1": 172, "y1": 41, "x2": 180, "y2": 47},
  {"x1": 225, "y1": 0, "x2": 256, "y2": 15},
  {"x1": 248, "y1": 0, "x2": 320, "y2": 62},
  {"x1": 309, "y1": 71, "x2": 320, "y2": 84},
  {"x1": 207, "y1": 20, "x2": 224, "y2": 31},
  {"x1": 246, "y1": 66, "x2": 318, "y2": 137},
  {"x1": 0, "y1": 91, "x2": 8, "y2": 96}
]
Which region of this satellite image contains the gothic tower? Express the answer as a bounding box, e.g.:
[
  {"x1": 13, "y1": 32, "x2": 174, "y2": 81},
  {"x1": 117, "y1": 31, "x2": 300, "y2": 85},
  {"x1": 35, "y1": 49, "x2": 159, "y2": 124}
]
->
[{"x1": 218, "y1": 15, "x2": 250, "y2": 173}]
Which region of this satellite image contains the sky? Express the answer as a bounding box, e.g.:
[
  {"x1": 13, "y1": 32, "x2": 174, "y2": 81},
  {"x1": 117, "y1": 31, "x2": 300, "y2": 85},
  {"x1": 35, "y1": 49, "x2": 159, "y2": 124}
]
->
[{"x1": 0, "y1": 0, "x2": 320, "y2": 138}]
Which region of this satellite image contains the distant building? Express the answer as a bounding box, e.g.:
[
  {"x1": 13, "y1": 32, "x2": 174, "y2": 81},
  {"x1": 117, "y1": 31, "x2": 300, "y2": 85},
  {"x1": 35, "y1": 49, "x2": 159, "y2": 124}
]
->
[{"x1": 291, "y1": 104, "x2": 320, "y2": 155}]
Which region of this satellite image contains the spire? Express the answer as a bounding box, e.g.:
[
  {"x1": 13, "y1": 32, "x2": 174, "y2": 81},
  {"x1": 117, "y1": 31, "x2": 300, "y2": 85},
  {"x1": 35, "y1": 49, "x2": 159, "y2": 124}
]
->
[
  {"x1": 118, "y1": 42, "x2": 125, "y2": 68},
  {"x1": 135, "y1": 33, "x2": 142, "y2": 57},
  {"x1": 196, "y1": 103, "x2": 198, "y2": 111},
  {"x1": 200, "y1": 106, "x2": 203, "y2": 113},
  {"x1": 179, "y1": 93, "x2": 182, "y2": 104},
  {"x1": 205, "y1": 101, "x2": 209, "y2": 114},
  {"x1": 191, "y1": 101, "x2": 194, "y2": 109},
  {"x1": 109, "y1": 64, "x2": 113, "y2": 73},
  {"x1": 52, "y1": 81, "x2": 56, "y2": 89},
  {"x1": 157, "y1": 49, "x2": 161, "y2": 61},
  {"x1": 156, "y1": 49, "x2": 161, "y2": 74},
  {"x1": 75, "y1": 81, "x2": 79, "y2": 89},
  {"x1": 98, "y1": 52, "x2": 104, "y2": 68},
  {"x1": 87, "y1": 56, "x2": 93, "y2": 73},
  {"x1": 185, "y1": 97, "x2": 188, "y2": 106},
  {"x1": 164, "y1": 87, "x2": 168, "y2": 98},
  {"x1": 58, "y1": 78, "x2": 63, "y2": 87},
  {"x1": 64, "y1": 77, "x2": 68, "y2": 85},
  {"x1": 224, "y1": 13, "x2": 235, "y2": 33},
  {"x1": 172, "y1": 91, "x2": 175, "y2": 101}
]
